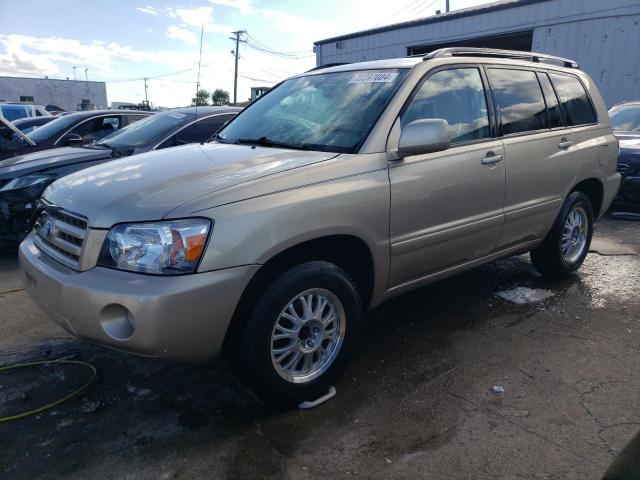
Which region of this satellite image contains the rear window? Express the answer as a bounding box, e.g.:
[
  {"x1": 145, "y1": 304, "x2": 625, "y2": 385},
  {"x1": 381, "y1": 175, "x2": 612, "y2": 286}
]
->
[
  {"x1": 549, "y1": 73, "x2": 597, "y2": 126},
  {"x1": 488, "y1": 68, "x2": 548, "y2": 135},
  {"x1": 1, "y1": 105, "x2": 29, "y2": 122}
]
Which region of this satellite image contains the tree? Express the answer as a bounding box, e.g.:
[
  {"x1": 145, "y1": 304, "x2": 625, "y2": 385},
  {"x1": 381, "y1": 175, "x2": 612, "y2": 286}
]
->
[
  {"x1": 191, "y1": 89, "x2": 211, "y2": 106},
  {"x1": 211, "y1": 89, "x2": 230, "y2": 106}
]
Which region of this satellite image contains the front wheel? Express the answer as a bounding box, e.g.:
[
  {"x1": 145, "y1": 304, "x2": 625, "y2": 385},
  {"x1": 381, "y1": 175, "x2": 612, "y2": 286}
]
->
[
  {"x1": 234, "y1": 261, "x2": 362, "y2": 406},
  {"x1": 531, "y1": 191, "x2": 594, "y2": 279}
]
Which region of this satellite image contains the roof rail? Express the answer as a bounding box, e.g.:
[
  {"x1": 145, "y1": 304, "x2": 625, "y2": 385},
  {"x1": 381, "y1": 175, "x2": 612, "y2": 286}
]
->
[
  {"x1": 423, "y1": 47, "x2": 580, "y2": 69},
  {"x1": 306, "y1": 63, "x2": 349, "y2": 72}
]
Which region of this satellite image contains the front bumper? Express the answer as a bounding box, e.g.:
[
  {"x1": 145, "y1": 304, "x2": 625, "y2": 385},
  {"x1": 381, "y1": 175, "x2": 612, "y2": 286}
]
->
[
  {"x1": 0, "y1": 193, "x2": 37, "y2": 239},
  {"x1": 19, "y1": 234, "x2": 259, "y2": 362}
]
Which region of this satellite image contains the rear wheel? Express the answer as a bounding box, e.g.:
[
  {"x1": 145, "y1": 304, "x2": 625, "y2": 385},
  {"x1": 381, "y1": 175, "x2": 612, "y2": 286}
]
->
[
  {"x1": 234, "y1": 261, "x2": 362, "y2": 406},
  {"x1": 530, "y1": 191, "x2": 594, "y2": 279}
]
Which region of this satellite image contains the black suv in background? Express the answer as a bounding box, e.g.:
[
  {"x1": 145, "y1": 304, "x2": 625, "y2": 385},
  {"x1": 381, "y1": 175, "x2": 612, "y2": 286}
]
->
[
  {"x1": 609, "y1": 101, "x2": 640, "y2": 213},
  {"x1": 0, "y1": 106, "x2": 240, "y2": 240},
  {"x1": 0, "y1": 110, "x2": 151, "y2": 161}
]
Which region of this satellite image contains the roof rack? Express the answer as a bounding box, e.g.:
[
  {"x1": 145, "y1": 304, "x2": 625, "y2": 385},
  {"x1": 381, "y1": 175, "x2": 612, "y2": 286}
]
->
[
  {"x1": 423, "y1": 47, "x2": 580, "y2": 69},
  {"x1": 306, "y1": 63, "x2": 349, "y2": 72}
]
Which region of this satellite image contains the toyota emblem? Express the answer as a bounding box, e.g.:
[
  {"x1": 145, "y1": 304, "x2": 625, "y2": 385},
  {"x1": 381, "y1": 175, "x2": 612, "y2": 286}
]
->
[{"x1": 41, "y1": 217, "x2": 55, "y2": 240}]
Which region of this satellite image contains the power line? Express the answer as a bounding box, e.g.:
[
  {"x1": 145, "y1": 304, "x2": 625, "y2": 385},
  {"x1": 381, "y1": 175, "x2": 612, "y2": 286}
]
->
[{"x1": 245, "y1": 33, "x2": 312, "y2": 55}]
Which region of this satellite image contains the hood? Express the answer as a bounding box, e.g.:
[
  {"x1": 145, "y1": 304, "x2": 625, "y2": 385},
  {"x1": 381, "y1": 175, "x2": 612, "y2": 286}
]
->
[
  {"x1": 44, "y1": 142, "x2": 338, "y2": 228},
  {"x1": 0, "y1": 147, "x2": 112, "y2": 179}
]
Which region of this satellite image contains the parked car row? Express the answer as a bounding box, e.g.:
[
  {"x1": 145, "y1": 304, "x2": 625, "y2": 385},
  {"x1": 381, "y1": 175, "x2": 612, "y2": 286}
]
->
[
  {"x1": 0, "y1": 107, "x2": 240, "y2": 240},
  {"x1": 17, "y1": 48, "x2": 621, "y2": 406}
]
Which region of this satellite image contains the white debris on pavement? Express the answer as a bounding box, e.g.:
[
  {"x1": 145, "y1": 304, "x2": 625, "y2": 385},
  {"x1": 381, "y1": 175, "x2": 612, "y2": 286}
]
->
[
  {"x1": 491, "y1": 386, "x2": 505, "y2": 394},
  {"x1": 496, "y1": 287, "x2": 555, "y2": 305}
]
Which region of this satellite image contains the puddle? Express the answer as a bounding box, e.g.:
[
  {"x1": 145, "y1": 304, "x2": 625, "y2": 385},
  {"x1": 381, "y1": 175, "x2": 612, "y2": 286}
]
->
[{"x1": 496, "y1": 287, "x2": 555, "y2": 305}]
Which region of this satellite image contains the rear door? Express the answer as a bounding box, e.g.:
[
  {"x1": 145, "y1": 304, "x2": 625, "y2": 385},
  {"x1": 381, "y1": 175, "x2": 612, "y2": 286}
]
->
[
  {"x1": 389, "y1": 66, "x2": 505, "y2": 287},
  {"x1": 488, "y1": 67, "x2": 577, "y2": 248}
]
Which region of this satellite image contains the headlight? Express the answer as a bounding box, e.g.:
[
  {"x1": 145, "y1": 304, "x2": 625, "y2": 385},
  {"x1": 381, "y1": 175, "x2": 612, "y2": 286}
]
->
[
  {"x1": 0, "y1": 174, "x2": 53, "y2": 192},
  {"x1": 98, "y1": 219, "x2": 212, "y2": 275}
]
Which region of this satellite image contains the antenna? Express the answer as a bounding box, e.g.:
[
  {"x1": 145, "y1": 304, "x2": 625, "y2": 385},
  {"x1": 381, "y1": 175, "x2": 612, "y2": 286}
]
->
[{"x1": 195, "y1": 25, "x2": 204, "y2": 122}]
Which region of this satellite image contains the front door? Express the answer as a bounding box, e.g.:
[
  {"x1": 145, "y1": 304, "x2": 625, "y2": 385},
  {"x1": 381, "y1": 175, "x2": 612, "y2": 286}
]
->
[{"x1": 389, "y1": 66, "x2": 505, "y2": 288}]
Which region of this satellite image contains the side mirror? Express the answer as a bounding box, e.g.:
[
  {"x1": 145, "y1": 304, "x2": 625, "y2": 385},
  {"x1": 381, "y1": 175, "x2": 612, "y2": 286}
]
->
[
  {"x1": 397, "y1": 119, "x2": 451, "y2": 157},
  {"x1": 60, "y1": 132, "x2": 83, "y2": 146}
]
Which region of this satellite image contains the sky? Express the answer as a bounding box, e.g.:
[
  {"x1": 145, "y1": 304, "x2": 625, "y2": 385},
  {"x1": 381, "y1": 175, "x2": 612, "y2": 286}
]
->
[{"x1": 0, "y1": 0, "x2": 497, "y2": 107}]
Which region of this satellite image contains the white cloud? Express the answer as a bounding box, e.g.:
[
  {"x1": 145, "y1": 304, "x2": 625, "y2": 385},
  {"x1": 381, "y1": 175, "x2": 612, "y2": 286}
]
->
[
  {"x1": 208, "y1": 0, "x2": 255, "y2": 14},
  {"x1": 167, "y1": 6, "x2": 214, "y2": 27},
  {"x1": 165, "y1": 26, "x2": 198, "y2": 46},
  {"x1": 137, "y1": 6, "x2": 158, "y2": 15}
]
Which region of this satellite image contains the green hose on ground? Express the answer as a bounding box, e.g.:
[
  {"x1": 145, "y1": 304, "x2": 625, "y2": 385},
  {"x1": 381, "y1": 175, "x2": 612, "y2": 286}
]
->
[{"x1": 0, "y1": 359, "x2": 97, "y2": 422}]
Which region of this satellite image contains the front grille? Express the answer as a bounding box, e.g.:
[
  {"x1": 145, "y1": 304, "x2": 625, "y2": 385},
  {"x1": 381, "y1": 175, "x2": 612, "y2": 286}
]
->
[
  {"x1": 34, "y1": 204, "x2": 88, "y2": 270},
  {"x1": 617, "y1": 163, "x2": 630, "y2": 174}
]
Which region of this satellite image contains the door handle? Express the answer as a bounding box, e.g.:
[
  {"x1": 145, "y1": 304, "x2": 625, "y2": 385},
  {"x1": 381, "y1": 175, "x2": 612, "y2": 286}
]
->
[
  {"x1": 481, "y1": 153, "x2": 503, "y2": 165},
  {"x1": 558, "y1": 138, "x2": 573, "y2": 149}
]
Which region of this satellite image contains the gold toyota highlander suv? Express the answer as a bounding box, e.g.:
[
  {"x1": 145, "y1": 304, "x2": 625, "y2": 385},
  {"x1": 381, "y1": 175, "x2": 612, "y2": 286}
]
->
[{"x1": 20, "y1": 49, "x2": 621, "y2": 405}]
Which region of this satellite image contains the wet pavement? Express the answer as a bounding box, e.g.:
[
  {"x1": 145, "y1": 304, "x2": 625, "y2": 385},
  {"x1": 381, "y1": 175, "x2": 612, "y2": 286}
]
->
[{"x1": 0, "y1": 217, "x2": 639, "y2": 479}]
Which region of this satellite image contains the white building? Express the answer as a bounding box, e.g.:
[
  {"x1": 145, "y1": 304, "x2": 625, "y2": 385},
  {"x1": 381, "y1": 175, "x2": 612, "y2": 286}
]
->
[
  {"x1": 314, "y1": 0, "x2": 640, "y2": 106},
  {"x1": 0, "y1": 76, "x2": 108, "y2": 111}
]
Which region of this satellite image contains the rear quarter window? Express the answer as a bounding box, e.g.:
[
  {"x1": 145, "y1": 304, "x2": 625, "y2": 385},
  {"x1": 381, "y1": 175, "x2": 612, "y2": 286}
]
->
[{"x1": 549, "y1": 73, "x2": 597, "y2": 126}]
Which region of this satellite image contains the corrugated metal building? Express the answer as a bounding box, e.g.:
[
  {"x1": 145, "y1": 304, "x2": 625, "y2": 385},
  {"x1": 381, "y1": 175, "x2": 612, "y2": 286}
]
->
[
  {"x1": 0, "y1": 76, "x2": 108, "y2": 111},
  {"x1": 314, "y1": 0, "x2": 640, "y2": 106}
]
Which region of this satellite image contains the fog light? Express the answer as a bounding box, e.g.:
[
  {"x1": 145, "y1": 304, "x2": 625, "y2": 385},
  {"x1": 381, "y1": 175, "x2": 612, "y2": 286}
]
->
[{"x1": 100, "y1": 304, "x2": 135, "y2": 340}]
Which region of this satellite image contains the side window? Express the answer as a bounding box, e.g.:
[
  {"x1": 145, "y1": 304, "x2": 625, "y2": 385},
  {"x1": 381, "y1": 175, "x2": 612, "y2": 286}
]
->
[
  {"x1": 537, "y1": 72, "x2": 563, "y2": 128},
  {"x1": 125, "y1": 114, "x2": 146, "y2": 126},
  {"x1": 488, "y1": 68, "x2": 548, "y2": 135},
  {"x1": 549, "y1": 73, "x2": 597, "y2": 126},
  {"x1": 402, "y1": 68, "x2": 490, "y2": 144},
  {"x1": 70, "y1": 116, "x2": 121, "y2": 142},
  {"x1": 175, "y1": 114, "x2": 236, "y2": 144}
]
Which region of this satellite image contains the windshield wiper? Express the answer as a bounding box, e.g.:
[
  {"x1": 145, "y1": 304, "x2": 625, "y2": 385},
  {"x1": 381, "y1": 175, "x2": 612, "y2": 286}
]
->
[
  {"x1": 84, "y1": 143, "x2": 112, "y2": 150},
  {"x1": 234, "y1": 136, "x2": 312, "y2": 150}
]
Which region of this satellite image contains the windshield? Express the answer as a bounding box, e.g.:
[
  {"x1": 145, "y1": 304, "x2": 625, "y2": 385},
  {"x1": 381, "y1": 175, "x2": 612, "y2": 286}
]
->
[
  {"x1": 217, "y1": 69, "x2": 408, "y2": 153},
  {"x1": 609, "y1": 104, "x2": 640, "y2": 132},
  {"x1": 98, "y1": 112, "x2": 190, "y2": 153},
  {"x1": 27, "y1": 114, "x2": 82, "y2": 143}
]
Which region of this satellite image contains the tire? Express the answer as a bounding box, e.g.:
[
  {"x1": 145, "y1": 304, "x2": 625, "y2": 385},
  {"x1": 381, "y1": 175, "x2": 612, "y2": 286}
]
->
[
  {"x1": 530, "y1": 191, "x2": 594, "y2": 279},
  {"x1": 234, "y1": 261, "x2": 362, "y2": 406}
]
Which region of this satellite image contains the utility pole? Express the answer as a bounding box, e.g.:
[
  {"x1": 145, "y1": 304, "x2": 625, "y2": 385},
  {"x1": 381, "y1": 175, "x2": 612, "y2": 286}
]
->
[
  {"x1": 84, "y1": 67, "x2": 89, "y2": 82},
  {"x1": 229, "y1": 30, "x2": 246, "y2": 104},
  {"x1": 72, "y1": 66, "x2": 77, "y2": 80},
  {"x1": 445, "y1": 0, "x2": 450, "y2": 12},
  {"x1": 144, "y1": 77, "x2": 149, "y2": 104}
]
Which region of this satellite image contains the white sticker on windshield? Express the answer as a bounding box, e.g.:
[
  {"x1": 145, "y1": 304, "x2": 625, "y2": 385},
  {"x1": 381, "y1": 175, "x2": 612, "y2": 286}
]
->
[
  {"x1": 348, "y1": 72, "x2": 399, "y2": 84},
  {"x1": 168, "y1": 113, "x2": 187, "y2": 119}
]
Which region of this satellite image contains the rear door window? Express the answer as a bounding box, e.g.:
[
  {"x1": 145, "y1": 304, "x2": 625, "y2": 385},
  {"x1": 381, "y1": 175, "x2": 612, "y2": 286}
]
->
[
  {"x1": 549, "y1": 73, "x2": 597, "y2": 126},
  {"x1": 487, "y1": 68, "x2": 548, "y2": 135},
  {"x1": 70, "y1": 116, "x2": 122, "y2": 142},
  {"x1": 402, "y1": 67, "x2": 490, "y2": 144},
  {"x1": 537, "y1": 73, "x2": 563, "y2": 129}
]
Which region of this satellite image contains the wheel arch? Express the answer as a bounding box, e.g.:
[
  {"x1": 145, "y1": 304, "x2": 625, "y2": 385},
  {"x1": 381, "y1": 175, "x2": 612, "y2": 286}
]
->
[
  {"x1": 570, "y1": 178, "x2": 604, "y2": 217},
  {"x1": 223, "y1": 234, "x2": 376, "y2": 353}
]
